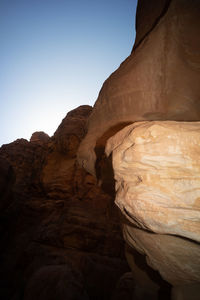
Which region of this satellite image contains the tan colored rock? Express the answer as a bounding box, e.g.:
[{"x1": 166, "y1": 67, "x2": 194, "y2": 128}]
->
[
  {"x1": 106, "y1": 121, "x2": 200, "y2": 286},
  {"x1": 78, "y1": 0, "x2": 200, "y2": 176},
  {"x1": 106, "y1": 121, "x2": 200, "y2": 242},
  {"x1": 123, "y1": 224, "x2": 200, "y2": 286}
]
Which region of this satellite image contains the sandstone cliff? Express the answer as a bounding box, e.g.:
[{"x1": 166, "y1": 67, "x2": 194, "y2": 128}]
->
[
  {"x1": 77, "y1": 0, "x2": 200, "y2": 299},
  {"x1": 0, "y1": 106, "x2": 129, "y2": 300},
  {"x1": 78, "y1": 0, "x2": 200, "y2": 176},
  {"x1": 1, "y1": 0, "x2": 200, "y2": 299},
  {"x1": 106, "y1": 121, "x2": 200, "y2": 286}
]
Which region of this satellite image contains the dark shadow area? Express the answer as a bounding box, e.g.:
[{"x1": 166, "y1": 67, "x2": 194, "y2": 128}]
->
[
  {"x1": 94, "y1": 123, "x2": 171, "y2": 300},
  {"x1": 94, "y1": 122, "x2": 132, "y2": 196}
]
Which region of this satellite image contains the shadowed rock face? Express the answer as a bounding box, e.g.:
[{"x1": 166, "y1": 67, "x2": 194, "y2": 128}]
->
[
  {"x1": 133, "y1": 0, "x2": 171, "y2": 49},
  {"x1": 0, "y1": 158, "x2": 15, "y2": 211},
  {"x1": 24, "y1": 265, "x2": 89, "y2": 300},
  {"x1": 1, "y1": 1, "x2": 200, "y2": 299},
  {"x1": 0, "y1": 138, "x2": 48, "y2": 195},
  {"x1": 41, "y1": 105, "x2": 93, "y2": 198},
  {"x1": 53, "y1": 105, "x2": 92, "y2": 156},
  {"x1": 30, "y1": 131, "x2": 50, "y2": 144},
  {"x1": 77, "y1": 0, "x2": 200, "y2": 298},
  {"x1": 78, "y1": 0, "x2": 200, "y2": 176},
  {"x1": 0, "y1": 105, "x2": 129, "y2": 300}
]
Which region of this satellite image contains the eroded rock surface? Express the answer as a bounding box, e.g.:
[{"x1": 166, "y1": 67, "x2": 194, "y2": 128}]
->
[
  {"x1": 30, "y1": 131, "x2": 50, "y2": 144},
  {"x1": 78, "y1": 0, "x2": 200, "y2": 176},
  {"x1": 0, "y1": 138, "x2": 48, "y2": 195},
  {"x1": 0, "y1": 105, "x2": 128, "y2": 300},
  {"x1": 42, "y1": 105, "x2": 92, "y2": 198},
  {"x1": 106, "y1": 121, "x2": 200, "y2": 287},
  {"x1": 106, "y1": 121, "x2": 200, "y2": 242}
]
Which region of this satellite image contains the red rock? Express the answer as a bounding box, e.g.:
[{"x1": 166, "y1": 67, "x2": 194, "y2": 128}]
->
[
  {"x1": 30, "y1": 131, "x2": 50, "y2": 144},
  {"x1": 78, "y1": 0, "x2": 200, "y2": 176},
  {"x1": 0, "y1": 105, "x2": 129, "y2": 300}
]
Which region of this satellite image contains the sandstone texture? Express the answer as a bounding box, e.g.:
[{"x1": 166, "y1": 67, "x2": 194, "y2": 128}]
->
[
  {"x1": 106, "y1": 121, "x2": 200, "y2": 242},
  {"x1": 41, "y1": 105, "x2": 92, "y2": 198},
  {"x1": 1, "y1": 0, "x2": 200, "y2": 298},
  {"x1": 106, "y1": 121, "x2": 200, "y2": 286},
  {"x1": 76, "y1": 2, "x2": 200, "y2": 296},
  {"x1": 0, "y1": 138, "x2": 48, "y2": 195},
  {"x1": 78, "y1": 0, "x2": 200, "y2": 176},
  {"x1": 0, "y1": 106, "x2": 129, "y2": 300},
  {"x1": 30, "y1": 131, "x2": 50, "y2": 144},
  {"x1": 123, "y1": 225, "x2": 200, "y2": 286}
]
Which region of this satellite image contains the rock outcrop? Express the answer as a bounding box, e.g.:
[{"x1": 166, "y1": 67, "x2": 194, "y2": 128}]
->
[
  {"x1": 0, "y1": 138, "x2": 48, "y2": 195},
  {"x1": 30, "y1": 131, "x2": 50, "y2": 144},
  {"x1": 53, "y1": 105, "x2": 92, "y2": 156},
  {"x1": 76, "y1": 0, "x2": 200, "y2": 298},
  {"x1": 106, "y1": 121, "x2": 200, "y2": 289},
  {"x1": 41, "y1": 105, "x2": 92, "y2": 198},
  {"x1": 78, "y1": 0, "x2": 200, "y2": 176},
  {"x1": 1, "y1": 0, "x2": 200, "y2": 299},
  {"x1": 106, "y1": 121, "x2": 200, "y2": 242},
  {"x1": 0, "y1": 158, "x2": 15, "y2": 211},
  {"x1": 0, "y1": 106, "x2": 129, "y2": 300}
]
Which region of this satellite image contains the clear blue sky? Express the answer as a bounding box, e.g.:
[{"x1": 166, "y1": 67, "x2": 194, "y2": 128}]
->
[{"x1": 0, "y1": 0, "x2": 137, "y2": 146}]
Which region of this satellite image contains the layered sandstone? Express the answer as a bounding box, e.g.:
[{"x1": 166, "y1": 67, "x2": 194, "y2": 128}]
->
[
  {"x1": 78, "y1": 0, "x2": 200, "y2": 176},
  {"x1": 106, "y1": 121, "x2": 200, "y2": 287}
]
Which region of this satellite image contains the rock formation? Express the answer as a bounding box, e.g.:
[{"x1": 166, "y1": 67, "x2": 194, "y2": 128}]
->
[
  {"x1": 0, "y1": 158, "x2": 15, "y2": 212},
  {"x1": 0, "y1": 138, "x2": 48, "y2": 195},
  {"x1": 41, "y1": 105, "x2": 93, "y2": 198},
  {"x1": 78, "y1": 0, "x2": 200, "y2": 176},
  {"x1": 1, "y1": 0, "x2": 200, "y2": 299},
  {"x1": 77, "y1": 0, "x2": 200, "y2": 299},
  {"x1": 0, "y1": 106, "x2": 129, "y2": 300},
  {"x1": 106, "y1": 121, "x2": 200, "y2": 289},
  {"x1": 106, "y1": 121, "x2": 200, "y2": 242},
  {"x1": 30, "y1": 131, "x2": 50, "y2": 144}
]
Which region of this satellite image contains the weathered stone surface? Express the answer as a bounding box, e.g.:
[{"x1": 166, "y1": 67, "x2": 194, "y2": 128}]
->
[
  {"x1": 0, "y1": 139, "x2": 48, "y2": 195},
  {"x1": 78, "y1": 0, "x2": 200, "y2": 176},
  {"x1": 106, "y1": 121, "x2": 200, "y2": 286},
  {"x1": 42, "y1": 105, "x2": 92, "y2": 198},
  {"x1": 106, "y1": 121, "x2": 200, "y2": 242},
  {"x1": 133, "y1": 0, "x2": 171, "y2": 49},
  {"x1": 123, "y1": 224, "x2": 200, "y2": 286},
  {"x1": 30, "y1": 131, "x2": 50, "y2": 144},
  {"x1": 53, "y1": 105, "x2": 92, "y2": 156},
  {"x1": 0, "y1": 105, "x2": 128, "y2": 300}
]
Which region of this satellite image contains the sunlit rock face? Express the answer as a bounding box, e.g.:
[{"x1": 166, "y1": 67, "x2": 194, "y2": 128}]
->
[
  {"x1": 78, "y1": 0, "x2": 200, "y2": 176},
  {"x1": 106, "y1": 121, "x2": 200, "y2": 286},
  {"x1": 106, "y1": 121, "x2": 200, "y2": 242}
]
